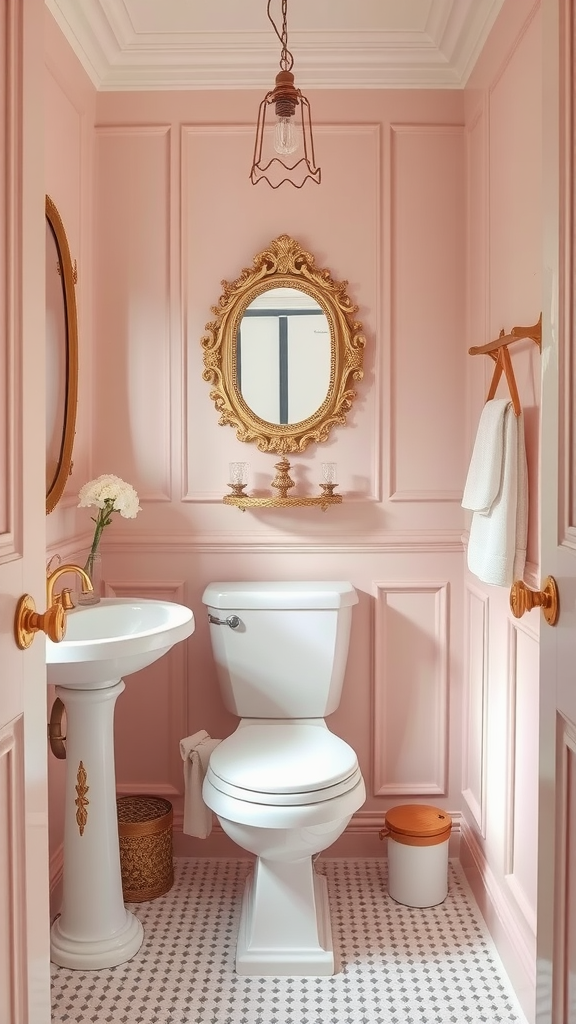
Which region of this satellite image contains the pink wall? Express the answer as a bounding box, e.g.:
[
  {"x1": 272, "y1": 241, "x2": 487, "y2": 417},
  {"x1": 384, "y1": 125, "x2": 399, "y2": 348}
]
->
[
  {"x1": 461, "y1": 1, "x2": 542, "y2": 1018},
  {"x1": 88, "y1": 85, "x2": 468, "y2": 862},
  {"x1": 44, "y1": 14, "x2": 467, "y2": 858},
  {"x1": 44, "y1": 9, "x2": 542, "y2": 1016}
]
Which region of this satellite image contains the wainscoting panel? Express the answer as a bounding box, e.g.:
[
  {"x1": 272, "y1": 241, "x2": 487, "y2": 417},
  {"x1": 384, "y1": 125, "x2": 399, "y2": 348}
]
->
[
  {"x1": 554, "y1": 714, "x2": 576, "y2": 1022},
  {"x1": 94, "y1": 125, "x2": 172, "y2": 503},
  {"x1": 504, "y1": 619, "x2": 538, "y2": 932},
  {"x1": 388, "y1": 124, "x2": 465, "y2": 504},
  {"x1": 107, "y1": 580, "x2": 188, "y2": 798},
  {"x1": 373, "y1": 581, "x2": 449, "y2": 796},
  {"x1": 0, "y1": 718, "x2": 26, "y2": 1024},
  {"x1": 181, "y1": 123, "x2": 381, "y2": 505},
  {"x1": 462, "y1": 583, "x2": 489, "y2": 834}
]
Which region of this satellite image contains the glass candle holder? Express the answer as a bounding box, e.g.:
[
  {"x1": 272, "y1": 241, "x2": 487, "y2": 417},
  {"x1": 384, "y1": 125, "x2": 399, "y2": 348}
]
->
[
  {"x1": 321, "y1": 462, "x2": 338, "y2": 485},
  {"x1": 228, "y1": 462, "x2": 249, "y2": 495}
]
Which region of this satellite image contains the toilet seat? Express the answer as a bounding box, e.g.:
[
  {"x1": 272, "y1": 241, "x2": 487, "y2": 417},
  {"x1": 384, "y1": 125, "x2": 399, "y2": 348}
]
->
[{"x1": 207, "y1": 723, "x2": 360, "y2": 806}]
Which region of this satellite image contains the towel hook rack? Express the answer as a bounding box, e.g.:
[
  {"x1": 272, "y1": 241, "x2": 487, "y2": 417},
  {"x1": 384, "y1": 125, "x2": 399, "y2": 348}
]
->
[{"x1": 469, "y1": 313, "x2": 542, "y2": 417}]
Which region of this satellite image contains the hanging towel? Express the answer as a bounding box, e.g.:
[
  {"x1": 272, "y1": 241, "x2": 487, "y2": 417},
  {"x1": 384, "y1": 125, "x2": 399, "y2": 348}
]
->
[
  {"x1": 462, "y1": 399, "x2": 528, "y2": 587},
  {"x1": 180, "y1": 730, "x2": 222, "y2": 839}
]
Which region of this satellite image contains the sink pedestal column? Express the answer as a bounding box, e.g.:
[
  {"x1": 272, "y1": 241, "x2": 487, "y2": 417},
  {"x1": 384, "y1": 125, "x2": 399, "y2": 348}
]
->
[{"x1": 50, "y1": 680, "x2": 144, "y2": 969}]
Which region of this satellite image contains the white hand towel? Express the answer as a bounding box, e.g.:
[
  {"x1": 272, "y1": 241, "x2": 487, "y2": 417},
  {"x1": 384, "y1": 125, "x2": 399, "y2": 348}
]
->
[
  {"x1": 462, "y1": 400, "x2": 528, "y2": 587},
  {"x1": 180, "y1": 730, "x2": 222, "y2": 839},
  {"x1": 462, "y1": 398, "x2": 509, "y2": 512}
]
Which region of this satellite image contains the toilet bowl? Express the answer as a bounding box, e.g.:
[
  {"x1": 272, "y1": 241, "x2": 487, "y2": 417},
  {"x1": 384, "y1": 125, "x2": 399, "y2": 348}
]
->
[{"x1": 201, "y1": 582, "x2": 366, "y2": 976}]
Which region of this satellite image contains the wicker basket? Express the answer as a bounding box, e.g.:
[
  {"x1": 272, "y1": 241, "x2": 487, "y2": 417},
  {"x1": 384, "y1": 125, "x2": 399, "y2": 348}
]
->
[{"x1": 117, "y1": 795, "x2": 174, "y2": 902}]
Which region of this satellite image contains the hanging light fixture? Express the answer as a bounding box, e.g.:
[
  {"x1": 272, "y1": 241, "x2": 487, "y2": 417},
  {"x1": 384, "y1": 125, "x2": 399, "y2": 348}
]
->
[{"x1": 250, "y1": 0, "x2": 321, "y2": 189}]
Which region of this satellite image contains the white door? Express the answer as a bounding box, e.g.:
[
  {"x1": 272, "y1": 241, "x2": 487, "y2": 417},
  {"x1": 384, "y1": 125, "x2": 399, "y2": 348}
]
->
[
  {"x1": 0, "y1": 0, "x2": 51, "y2": 1021},
  {"x1": 536, "y1": 0, "x2": 576, "y2": 1021}
]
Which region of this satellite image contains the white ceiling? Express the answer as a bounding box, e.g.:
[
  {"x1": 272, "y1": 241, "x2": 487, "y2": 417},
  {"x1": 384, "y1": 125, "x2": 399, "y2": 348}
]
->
[{"x1": 45, "y1": 0, "x2": 505, "y2": 91}]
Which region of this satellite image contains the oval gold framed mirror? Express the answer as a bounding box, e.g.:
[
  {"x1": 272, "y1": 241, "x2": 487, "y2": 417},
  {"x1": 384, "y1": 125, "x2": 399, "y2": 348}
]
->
[
  {"x1": 201, "y1": 235, "x2": 365, "y2": 453},
  {"x1": 46, "y1": 195, "x2": 78, "y2": 514}
]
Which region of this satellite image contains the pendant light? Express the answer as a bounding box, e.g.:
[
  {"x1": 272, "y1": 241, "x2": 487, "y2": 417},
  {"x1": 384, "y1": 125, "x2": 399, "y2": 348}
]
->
[{"x1": 250, "y1": 0, "x2": 321, "y2": 189}]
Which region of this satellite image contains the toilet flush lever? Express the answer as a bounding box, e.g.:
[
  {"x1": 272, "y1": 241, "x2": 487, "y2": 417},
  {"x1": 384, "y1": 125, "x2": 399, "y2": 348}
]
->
[{"x1": 208, "y1": 613, "x2": 241, "y2": 629}]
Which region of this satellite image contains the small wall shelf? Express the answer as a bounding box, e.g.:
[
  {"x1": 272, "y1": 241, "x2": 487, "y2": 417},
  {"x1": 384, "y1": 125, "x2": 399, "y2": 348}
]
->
[{"x1": 223, "y1": 458, "x2": 343, "y2": 512}]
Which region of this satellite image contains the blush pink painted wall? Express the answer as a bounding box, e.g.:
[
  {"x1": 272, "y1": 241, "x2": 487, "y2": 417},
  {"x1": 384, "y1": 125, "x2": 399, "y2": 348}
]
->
[
  {"x1": 88, "y1": 84, "x2": 468, "y2": 863},
  {"x1": 43, "y1": 11, "x2": 467, "y2": 867},
  {"x1": 44, "y1": 11, "x2": 543, "y2": 1016},
  {"x1": 461, "y1": 1, "x2": 542, "y2": 1019}
]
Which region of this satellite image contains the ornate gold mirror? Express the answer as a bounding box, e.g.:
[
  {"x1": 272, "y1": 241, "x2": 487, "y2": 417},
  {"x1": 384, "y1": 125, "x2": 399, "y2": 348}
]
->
[
  {"x1": 202, "y1": 235, "x2": 365, "y2": 453},
  {"x1": 45, "y1": 195, "x2": 78, "y2": 514}
]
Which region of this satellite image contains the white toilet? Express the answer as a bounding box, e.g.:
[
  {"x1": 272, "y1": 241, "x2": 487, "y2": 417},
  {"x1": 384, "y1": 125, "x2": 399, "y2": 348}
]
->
[{"x1": 201, "y1": 580, "x2": 366, "y2": 977}]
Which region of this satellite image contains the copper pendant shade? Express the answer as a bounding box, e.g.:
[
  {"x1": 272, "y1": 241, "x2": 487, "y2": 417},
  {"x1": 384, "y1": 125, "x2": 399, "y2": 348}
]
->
[{"x1": 250, "y1": 0, "x2": 321, "y2": 188}]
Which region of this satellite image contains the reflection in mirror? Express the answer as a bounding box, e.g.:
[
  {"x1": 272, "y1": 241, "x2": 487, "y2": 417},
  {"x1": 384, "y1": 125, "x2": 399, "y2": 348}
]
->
[
  {"x1": 202, "y1": 235, "x2": 365, "y2": 454},
  {"x1": 238, "y1": 287, "x2": 330, "y2": 424},
  {"x1": 46, "y1": 219, "x2": 67, "y2": 495},
  {"x1": 45, "y1": 196, "x2": 78, "y2": 514}
]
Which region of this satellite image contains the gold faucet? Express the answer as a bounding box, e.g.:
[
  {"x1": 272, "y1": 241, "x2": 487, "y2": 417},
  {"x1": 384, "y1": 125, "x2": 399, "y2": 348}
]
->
[{"x1": 46, "y1": 563, "x2": 93, "y2": 610}]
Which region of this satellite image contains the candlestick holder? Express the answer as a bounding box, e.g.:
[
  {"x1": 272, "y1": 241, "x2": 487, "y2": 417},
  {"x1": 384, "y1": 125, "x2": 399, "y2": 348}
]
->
[{"x1": 223, "y1": 458, "x2": 343, "y2": 512}]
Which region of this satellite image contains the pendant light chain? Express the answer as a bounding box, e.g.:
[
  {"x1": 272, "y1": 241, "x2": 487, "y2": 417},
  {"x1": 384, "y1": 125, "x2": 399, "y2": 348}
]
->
[{"x1": 267, "y1": 0, "x2": 294, "y2": 72}]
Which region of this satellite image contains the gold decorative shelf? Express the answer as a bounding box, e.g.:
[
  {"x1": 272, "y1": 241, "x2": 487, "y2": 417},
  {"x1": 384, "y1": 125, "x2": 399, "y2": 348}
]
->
[
  {"x1": 223, "y1": 493, "x2": 342, "y2": 512},
  {"x1": 223, "y1": 457, "x2": 343, "y2": 512}
]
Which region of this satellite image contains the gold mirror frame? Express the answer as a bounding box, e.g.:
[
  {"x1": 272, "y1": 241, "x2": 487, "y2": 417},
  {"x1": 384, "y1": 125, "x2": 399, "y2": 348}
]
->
[
  {"x1": 201, "y1": 235, "x2": 366, "y2": 453},
  {"x1": 46, "y1": 195, "x2": 78, "y2": 514}
]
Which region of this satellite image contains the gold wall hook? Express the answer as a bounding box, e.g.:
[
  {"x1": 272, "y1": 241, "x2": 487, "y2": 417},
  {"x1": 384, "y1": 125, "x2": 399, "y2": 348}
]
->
[
  {"x1": 14, "y1": 594, "x2": 66, "y2": 649},
  {"x1": 510, "y1": 576, "x2": 559, "y2": 626}
]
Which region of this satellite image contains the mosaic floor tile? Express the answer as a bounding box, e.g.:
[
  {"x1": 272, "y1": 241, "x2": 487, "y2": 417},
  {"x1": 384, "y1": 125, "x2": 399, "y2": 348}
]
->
[{"x1": 51, "y1": 858, "x2": 528, "y2": 1024}]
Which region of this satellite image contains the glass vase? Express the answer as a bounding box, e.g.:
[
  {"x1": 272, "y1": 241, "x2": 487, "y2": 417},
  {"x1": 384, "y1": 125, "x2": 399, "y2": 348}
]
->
[{"x1": 78, "y1": 551, "x2": 102, "y2": 605}]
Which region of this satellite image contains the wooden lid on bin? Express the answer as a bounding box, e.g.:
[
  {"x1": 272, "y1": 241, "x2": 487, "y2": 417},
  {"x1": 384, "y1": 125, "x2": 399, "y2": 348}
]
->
[{"x1": 385, "y1": 804, "x2": 451, "y2": 838}]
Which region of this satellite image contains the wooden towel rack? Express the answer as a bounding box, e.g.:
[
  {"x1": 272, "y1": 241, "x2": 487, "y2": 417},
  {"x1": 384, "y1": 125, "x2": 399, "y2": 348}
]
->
[{"x1": 468, "y1": 313, "x2": 542, "y2": 416}]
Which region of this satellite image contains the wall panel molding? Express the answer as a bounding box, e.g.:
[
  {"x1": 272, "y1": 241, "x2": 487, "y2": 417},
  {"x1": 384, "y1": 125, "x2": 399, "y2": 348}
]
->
[
  {"x1": 103, "y1": 531, "x2": 465, "y2": 555},
  {"x1": 553, "y1": 714, "x2": 576, "y2": 1020},
  {"x1": 105, "y1": 581, "x2": 188, "y2": 797},
  {"x1": 0, "y1": 719, "x2": 27, "y2": 1024},
  {"x1": 504, "y1": 619, "x2": 538, "y2": 932},
  {"x1": 94, "y1": 125, "x2": 173, "y2": 502},
  {"x1": 388, "y1": 123, "x2": 466, "y2": 505},
  {"x1": 181, "y1": 123, "x2": 382, "y2": 505},
  {"x1": 462, "y1": 583, "x2": 489, "y2": 835},
  {"x1": 373, "y1": 580, "x2": 449, "y2": 796}
]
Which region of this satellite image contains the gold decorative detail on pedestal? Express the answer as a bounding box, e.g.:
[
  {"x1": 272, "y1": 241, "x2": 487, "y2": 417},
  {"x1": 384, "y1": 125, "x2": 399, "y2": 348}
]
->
[
  {"x1": 75, "y1": 761, "x2": 90, "y2": 836},
  {"x1": 223, "y1": 457, "x2": 343, "y2": 512}
]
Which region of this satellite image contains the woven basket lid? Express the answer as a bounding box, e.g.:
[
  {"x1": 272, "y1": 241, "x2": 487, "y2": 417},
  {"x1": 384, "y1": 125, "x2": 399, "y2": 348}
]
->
[{"x1": 385, "y1": 804, "x2": 451, "y2": 838}]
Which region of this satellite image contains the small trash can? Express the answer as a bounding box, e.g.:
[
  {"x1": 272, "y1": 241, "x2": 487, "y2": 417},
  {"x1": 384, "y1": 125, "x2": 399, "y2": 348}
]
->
[
  {"x1": 117, "y1": 795, "x2": 174, "y2": 902},
  {"x1": 380, "y1": 804, "x2": 452, "y2": 908}
]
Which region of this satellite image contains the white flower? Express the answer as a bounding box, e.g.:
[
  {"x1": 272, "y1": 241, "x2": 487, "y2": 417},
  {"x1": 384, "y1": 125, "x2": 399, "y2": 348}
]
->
[
  {"x1": 78, "y1": 474, "x2": 141, "y2": 519},
  {"x1": 78, "y1": 475, "x2": 141, "y2": 577}
]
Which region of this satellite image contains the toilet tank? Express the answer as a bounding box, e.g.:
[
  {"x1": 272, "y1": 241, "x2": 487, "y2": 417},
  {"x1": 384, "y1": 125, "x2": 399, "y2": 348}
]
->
[{"x1": 202, "y1": 581, "x2": 358, "y2": 718}]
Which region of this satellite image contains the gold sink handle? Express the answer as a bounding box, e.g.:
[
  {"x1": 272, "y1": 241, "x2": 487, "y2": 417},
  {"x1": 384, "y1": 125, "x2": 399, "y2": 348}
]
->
[
  {"x1": 510, "y1": 576, "x2": 559, "y2": 626},
  {"x1": 46, "y1": 563, "x2": 93, "y2": 609}
]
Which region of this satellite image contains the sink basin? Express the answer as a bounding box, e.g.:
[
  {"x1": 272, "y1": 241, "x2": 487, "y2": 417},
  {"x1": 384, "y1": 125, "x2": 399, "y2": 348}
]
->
[{"x1": 46, "y1": 597, "x2": 195, "y2": 688}]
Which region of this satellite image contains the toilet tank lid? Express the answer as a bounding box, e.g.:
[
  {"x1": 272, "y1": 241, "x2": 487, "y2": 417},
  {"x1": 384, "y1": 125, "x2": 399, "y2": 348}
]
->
[{"x1": 202, "y1": 581, "x2": 358, "y2": 610}]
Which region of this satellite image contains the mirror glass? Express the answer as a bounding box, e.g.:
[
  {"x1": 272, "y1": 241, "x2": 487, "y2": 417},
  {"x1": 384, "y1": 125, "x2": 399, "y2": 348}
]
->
[
  {"x1": 202, "y1": 235, "x2": 366, "y2": 453},
  {"x1": 238, "y1": 287, "x2": 331, "y2": 425},
  {"x1": 45, "y1": 196, "x2": 78, "y2": 514}
]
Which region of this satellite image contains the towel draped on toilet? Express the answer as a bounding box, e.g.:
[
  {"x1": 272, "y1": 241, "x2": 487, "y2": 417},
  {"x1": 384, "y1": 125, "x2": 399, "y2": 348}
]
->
[
  {"x1": 462, "y1": 398, "x2": 528, "y2": 587},
  {"x1": 180, "y1": 730, "x2": 222, "y2": 838}
]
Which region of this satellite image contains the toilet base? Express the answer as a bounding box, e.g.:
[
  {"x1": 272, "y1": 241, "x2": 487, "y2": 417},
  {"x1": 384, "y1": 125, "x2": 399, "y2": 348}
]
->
[{"x1": 236, "y1": 856, "x2": 335, "y2": 976}]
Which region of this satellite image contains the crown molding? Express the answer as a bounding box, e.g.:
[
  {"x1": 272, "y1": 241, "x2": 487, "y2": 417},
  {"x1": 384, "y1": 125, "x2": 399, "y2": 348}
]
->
[{"x1": 45, "y1": 0, "x2": 506, "y2": 92}]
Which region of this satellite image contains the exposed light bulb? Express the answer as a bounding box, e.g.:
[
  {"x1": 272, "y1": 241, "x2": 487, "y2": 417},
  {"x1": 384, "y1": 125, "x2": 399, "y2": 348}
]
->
[{"x1": 274, "y1": 116, "x2": 298, "y2": 155}]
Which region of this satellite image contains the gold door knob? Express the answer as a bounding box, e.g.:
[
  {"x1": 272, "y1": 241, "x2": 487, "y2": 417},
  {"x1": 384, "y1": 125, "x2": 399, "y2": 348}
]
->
[
  {"x1": 509, "y1": 576, "x2": 559, "y2": 626},
  {"x1": 14, "y1": 594, "x2": 66, "y2": 649}
]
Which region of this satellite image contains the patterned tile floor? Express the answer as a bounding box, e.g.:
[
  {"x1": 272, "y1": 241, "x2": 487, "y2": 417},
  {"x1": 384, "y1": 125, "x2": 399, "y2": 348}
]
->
[{"x1": 51, "y1": 858, "x2": 528, "y2": 1024}]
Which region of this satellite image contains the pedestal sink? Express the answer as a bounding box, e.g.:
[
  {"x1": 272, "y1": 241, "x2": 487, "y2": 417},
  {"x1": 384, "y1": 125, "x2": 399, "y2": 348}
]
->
[{"x1": 46, "y1": 597, "x2": 195, "y2": 970}]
